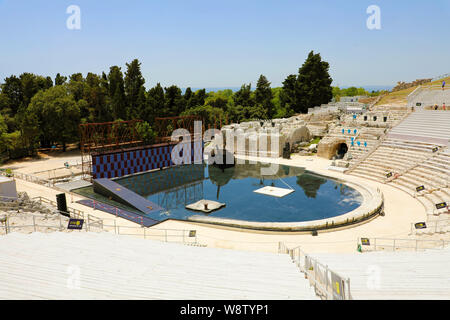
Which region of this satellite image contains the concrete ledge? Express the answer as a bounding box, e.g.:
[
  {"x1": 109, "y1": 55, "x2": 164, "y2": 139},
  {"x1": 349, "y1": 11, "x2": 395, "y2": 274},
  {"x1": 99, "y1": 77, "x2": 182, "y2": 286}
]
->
[{"x1": 188, "y1": 174, "x2": 384, "y2": 232}]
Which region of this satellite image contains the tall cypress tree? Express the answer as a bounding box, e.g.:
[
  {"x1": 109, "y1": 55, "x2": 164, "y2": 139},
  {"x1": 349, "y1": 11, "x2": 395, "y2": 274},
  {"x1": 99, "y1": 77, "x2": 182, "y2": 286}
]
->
[
  {"x1": 255, "y1": 75, "x2": 274, "y2": 119},
  {"x1": 108, "y1": 66, "x2": 126, "y2": 120},
  {"x1": 296, "y1": 51, "x2": 333, "y2": 113},
  {"x1": 280, "y1": 74, "x2": 297, "y2": 115},
  {"x1": 124, "y1": 59, "x2": 146, "y2": 119},
  {"x1": 164, "y1": 85, "x2": 184, "y2": 116}
]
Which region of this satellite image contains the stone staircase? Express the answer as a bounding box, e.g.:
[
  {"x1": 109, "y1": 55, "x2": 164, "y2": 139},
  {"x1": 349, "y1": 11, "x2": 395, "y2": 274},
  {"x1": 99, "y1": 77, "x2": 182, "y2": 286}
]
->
[
  {"x1": 388, "y1": 110, "x2": 450, "y2": 144},
  {"x1": 310, "y1": 249, "x2": 450, "y2": 299},
  {"x1": 0, "y1": 232, "x2": 318, "y2": 300},
  {"x1": 348, "y1": 111, "x2": 450, "y2": 217}
]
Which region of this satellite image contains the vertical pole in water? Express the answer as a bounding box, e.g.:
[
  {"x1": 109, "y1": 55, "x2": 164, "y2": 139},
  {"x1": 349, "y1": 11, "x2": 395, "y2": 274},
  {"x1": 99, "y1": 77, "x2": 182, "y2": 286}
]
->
[
  {"x1": 165, "y1": 230, "x2": 167, "y2": 242},
  {"x1": 393, "y1": 239, "x2": 396, "y2": 251},
  {"x1": 114, "y1": 220, "x2": 117, "y2": 234},
  {"x1": 33, "y1": 216, "x2": 36, "y2": 233},
  {"x1": 59, "y1": 213, "x2": 62, "y2": 229}
]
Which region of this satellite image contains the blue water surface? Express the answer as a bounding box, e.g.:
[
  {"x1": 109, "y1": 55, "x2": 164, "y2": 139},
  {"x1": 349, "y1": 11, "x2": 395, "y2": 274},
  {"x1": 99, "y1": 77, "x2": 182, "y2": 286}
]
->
[{"x1": 115, "y1": 161, "x2": 362, "y2": 223}]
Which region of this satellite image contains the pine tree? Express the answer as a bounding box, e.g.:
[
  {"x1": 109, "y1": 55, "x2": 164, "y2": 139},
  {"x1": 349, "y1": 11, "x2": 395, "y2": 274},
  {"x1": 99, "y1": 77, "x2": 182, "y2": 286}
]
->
[
  {"x1": 124, "y1": 59, "x2": 146, "y2": 119},
  {"x1": 108, "y1": 66, "x2": 127, "y2": 120},
  {"x1": 255, "y1": 75, "x2": 274, "y2": 119},
  {"x1": 55, "y1": 73, "x2": 67, "y2": 86},
  {"x1": 296, "y1": 51, "x2": 333, "y2": 113},
  {"x1": 144, "y1": 83, "x2": 166, "y2": 125},
  {"x1": 164, "y1": 85, "x2": 184, "y2": 116},
  {"x1": 280, "y1": 74, "x2": 297, "y2": 115}
]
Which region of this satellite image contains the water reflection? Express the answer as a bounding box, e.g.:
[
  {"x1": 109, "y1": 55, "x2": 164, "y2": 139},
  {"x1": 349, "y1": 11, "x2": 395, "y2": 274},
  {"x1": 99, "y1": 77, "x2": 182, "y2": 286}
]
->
[{"x1": 296, "y1": 173, "x2": 327, "y2": 198}]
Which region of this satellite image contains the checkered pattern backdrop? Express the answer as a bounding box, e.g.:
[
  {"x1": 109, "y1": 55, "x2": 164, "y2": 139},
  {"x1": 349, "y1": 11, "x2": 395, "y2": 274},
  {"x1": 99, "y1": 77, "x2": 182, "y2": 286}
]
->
[{"x1": 92, "y1": 140, "x2": 203, "y2": 179}]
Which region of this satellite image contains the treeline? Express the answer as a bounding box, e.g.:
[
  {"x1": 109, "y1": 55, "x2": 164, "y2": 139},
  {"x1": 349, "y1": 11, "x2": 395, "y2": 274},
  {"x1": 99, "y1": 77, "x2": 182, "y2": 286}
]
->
[
  {"x1": 332, "y1": 86, "x2": 386, "y2": 101},
  {"x1": 0, "y1": 50, "x2": 335, "y2": 159}
]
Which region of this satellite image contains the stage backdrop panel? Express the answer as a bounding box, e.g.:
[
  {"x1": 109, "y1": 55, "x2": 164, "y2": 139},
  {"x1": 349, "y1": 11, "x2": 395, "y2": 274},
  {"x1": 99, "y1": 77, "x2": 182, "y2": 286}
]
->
[{"x1": 92, "y1": 140, "x2": 203, "y2": 179}]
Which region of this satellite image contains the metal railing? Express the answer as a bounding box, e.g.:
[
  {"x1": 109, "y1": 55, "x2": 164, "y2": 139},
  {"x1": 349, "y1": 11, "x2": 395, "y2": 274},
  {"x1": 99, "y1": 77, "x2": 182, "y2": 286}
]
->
[
  {"x1": 357, "y1": 237, "x2": 450, "y2": 252},
  {"x1": 31, "y1": 196, "x2": 85, "y2": 219},
  {"x1": 278, "y1": 242, "x2": 352, "y2": 300},
  {"x1": 0, "y1": 216, "x2": 198, "y2": 244},
  {"x1": 0, "y1": 170, "x2": 54, "y2": 187},
  {"x1": 1, "y1": 196, "x2": 198, "y2": 245}
]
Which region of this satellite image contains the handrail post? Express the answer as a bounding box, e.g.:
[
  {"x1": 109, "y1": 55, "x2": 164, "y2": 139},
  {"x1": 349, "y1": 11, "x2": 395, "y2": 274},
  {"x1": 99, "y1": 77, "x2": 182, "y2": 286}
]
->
[{"x1": 347, "y1": 278, "x2": 352, "y2": 300}]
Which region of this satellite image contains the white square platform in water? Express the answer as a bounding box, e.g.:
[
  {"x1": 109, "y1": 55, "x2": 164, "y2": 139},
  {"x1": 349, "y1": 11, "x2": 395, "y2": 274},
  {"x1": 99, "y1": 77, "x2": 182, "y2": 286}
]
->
[{"x1": 253, "y1": 186, "x2": 294, "y2": 198}]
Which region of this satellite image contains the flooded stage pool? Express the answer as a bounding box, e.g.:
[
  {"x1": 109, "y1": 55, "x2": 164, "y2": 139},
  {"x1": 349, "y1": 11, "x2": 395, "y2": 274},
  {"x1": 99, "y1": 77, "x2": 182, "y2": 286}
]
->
[{"x1": 75, "y1": 161, "x2": 363, "y2": 223}]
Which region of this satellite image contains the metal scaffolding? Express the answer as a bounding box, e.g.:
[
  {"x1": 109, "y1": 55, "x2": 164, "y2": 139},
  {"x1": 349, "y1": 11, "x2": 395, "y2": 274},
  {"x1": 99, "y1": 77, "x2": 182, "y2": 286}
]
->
[{"x1": 79, "y1": 120, "x2": 143, "y2": 180}]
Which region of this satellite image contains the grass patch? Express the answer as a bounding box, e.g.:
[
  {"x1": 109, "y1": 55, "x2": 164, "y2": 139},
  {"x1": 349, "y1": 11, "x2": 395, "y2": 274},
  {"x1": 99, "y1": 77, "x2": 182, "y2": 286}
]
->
[{"x1": 376, "y1": 76, "x2": 450, "y2": 106}]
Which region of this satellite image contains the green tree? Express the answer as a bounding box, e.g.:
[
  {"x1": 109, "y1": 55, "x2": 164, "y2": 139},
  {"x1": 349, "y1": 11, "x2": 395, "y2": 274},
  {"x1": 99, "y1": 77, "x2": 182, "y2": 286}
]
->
[
  {"x1": 164, "y1": 85, "x2": 184, "y2": 116},
  {"x1": 184, "y1": 87, "x2": 193, "y2": 108},
  {"x1": 255, "y1": 75, "x2": 274, "y2": 119},
  {"x1": 108, "y1": 66, "x2": 127, "y2": 120},
  {"x1": 55, "y1": 73, "x2": 67, "y2": 86},
  {"x1": 136, "y1": 121, "x2": 156, "y2": 145},
  {"x1": 295, "y1": 51, "x2": 333, "y2": 113},
  {"x1": 124, "y1": 59, "x2": 146, "y2": 119},
  {"x1": 181, "y1": 104, "x2": 224, "y2": 128},
  {"x1": 27, "y1": 85, "x2": 81, "y2": 151},
  {"x1": 84, "y1": 72, "x2": 110, "y2": 122},
  {"x1": 0, "y1": 114, "x2": 7, "y2": 153},
  {"x1": 1, "y1": 75, "x2": 23, "y2": 115},
  {"x1": 146, "y1": 83, "x2": 165, "y2": 124}
]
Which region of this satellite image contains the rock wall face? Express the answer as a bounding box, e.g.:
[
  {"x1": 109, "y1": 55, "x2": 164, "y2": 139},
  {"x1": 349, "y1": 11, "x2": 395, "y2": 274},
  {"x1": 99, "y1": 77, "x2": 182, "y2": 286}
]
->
[
  {"x1": 220, "y1": 116, "x2": 311, "y2": 158},
  {"x1": 317, "y1": 137, "x2": 346, "y2": 159}
]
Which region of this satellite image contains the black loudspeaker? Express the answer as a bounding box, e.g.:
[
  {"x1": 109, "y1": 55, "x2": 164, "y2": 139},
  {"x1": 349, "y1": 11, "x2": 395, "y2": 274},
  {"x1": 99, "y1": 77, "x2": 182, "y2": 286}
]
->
[
  {"x1": 56, "y1": 193, "x2": 68, "y2": 213},
  {"x1": 282, "y1": 142, "x2": 291, "y2": 159}
]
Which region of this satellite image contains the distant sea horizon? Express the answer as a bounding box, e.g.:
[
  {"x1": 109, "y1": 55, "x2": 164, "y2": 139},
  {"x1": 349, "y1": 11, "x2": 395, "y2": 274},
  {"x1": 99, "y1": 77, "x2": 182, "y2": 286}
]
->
[{"x1": 181, "y1": 85, "x2": 394, "y2": 93}]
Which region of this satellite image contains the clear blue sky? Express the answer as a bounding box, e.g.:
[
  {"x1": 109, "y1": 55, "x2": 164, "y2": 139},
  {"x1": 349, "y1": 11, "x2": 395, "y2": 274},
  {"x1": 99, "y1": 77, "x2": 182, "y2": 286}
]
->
[{"x1": 0, "y1": 0, "x2": 449, "y2": 89}]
